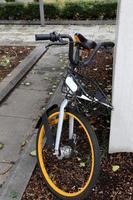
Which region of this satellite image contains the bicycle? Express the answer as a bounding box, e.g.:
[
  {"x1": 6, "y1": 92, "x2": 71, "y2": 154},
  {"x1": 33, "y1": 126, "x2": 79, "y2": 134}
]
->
[{"x1": 35, "y1": 32, "x2": 114, "y2": 200}]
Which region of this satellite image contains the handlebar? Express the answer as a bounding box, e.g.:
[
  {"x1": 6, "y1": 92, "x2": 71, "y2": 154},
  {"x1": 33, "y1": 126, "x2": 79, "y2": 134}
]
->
[
  {"x1": 35, "y1": 34, "x2": 51, "y2": 41},
  {"x1": 82, "y1": 42, "x2": 114, "y2": 67},
  {"x1": 35, "y1": 32, "x2": 114, "y2": 68},
  {"x1": 35, "y1": 32, "x2": 76, "y2": 66}
]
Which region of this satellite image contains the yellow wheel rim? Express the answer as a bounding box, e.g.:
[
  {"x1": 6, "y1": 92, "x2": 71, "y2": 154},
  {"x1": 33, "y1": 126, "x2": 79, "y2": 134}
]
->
[{"x1": 38, "y1": 111, "x2": 95, "y2": 197}]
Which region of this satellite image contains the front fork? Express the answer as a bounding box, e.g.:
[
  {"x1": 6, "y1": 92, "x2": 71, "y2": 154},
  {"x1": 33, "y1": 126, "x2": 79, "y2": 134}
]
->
[{"x1": 54, "y1": 99, "x2": 74, "y2": 156}]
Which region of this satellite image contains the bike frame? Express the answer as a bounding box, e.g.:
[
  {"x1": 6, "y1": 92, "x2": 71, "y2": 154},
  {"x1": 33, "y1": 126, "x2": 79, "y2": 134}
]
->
[
  {"x1": 35, "y1": 32, "x2": 114, "y2": 157},
  {"x1": 54, "y1": 98, "x2": 69, "y2": 156},
  {"x1": 54, "y1": 75, "x2": 77, "y2": 156},
  {"x1": 53, "y1": 72, "x2": 113, "y2": 156}
]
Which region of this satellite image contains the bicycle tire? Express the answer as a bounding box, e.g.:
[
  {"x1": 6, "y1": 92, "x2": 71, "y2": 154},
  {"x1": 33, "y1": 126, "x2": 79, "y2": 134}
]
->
[{"x1": 36, "y1": 108, "x2": 100, "y2": 200}]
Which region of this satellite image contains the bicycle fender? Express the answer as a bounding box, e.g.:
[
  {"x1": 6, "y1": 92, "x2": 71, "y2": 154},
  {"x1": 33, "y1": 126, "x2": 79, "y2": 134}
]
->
[
  {"x1": 35, "y1": 104, "x2": 58, "y2": 150},
  {"x1": 35, "y1": 104, "x2": 58, "y2": 129},
  {"x1": 41, "y1": 112, "x2": 55, "y2": 150}
]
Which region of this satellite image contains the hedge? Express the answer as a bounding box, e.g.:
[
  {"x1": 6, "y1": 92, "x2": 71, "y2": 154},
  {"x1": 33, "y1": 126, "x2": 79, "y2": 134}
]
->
[
  {"x1": 0, "y1": 2, "x2": 60, "y2": 20},
  {"x1": 62, "y1": 1, "x2": 117, "y2": 20},
  {"x1": 0, "y1": 1, "x2": 117, "y2": 20}
]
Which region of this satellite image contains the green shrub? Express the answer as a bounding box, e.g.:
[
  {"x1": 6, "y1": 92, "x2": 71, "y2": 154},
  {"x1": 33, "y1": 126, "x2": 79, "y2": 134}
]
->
[
  {"x1": 0, "y1": 1, "x2": 117, "y2": 20},
  {"x1": 5, "y1": 0, "x2": 15, "y2": 2},
  {"x1": 44, "y1": 3, "x2": 60, "y2": 19},
  {"x1": 22, "y1": 3, "x2": 40, "y2": 20},
  {"x1": 0, "y1": 3, "x2": 24, "y2": 20},
  {"x1": 0, "y1": 2, "x2": 60, "y2": 20},
  {"x1": 61, "y1": 0, "x2": 117, "y2": 20}
]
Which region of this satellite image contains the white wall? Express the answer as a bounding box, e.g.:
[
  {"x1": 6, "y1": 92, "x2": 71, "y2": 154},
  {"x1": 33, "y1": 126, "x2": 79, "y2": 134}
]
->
[{"x1": 109, "y1": 0, "x2": 133, "y2": 153}]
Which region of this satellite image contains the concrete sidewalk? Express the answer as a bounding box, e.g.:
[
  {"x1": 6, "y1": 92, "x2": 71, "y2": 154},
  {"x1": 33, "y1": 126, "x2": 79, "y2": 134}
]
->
[
  {"x1": 0, "y1": 24, "x2": 115, "y2": 46},
  {"x1": 0, "y1": 45, "x2": 68, "y2": 198}
]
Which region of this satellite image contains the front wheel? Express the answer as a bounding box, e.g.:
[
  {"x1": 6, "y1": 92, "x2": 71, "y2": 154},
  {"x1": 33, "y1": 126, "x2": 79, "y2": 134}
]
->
[{"x1": 36, "y1": 108, "x2": 100, "y2": 200}]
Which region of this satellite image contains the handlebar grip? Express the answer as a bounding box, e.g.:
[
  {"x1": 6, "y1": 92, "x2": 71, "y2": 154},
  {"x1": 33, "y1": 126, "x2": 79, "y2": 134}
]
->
[
  {"x1": 35, "y1": 34, "x2": 51, "y2": 41},
  {"x1": 101, "y1": 42, "x2": 115, "y2": 48}
]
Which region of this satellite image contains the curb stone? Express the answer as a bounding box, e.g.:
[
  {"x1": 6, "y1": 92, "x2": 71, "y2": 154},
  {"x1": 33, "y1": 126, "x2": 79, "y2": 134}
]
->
[
  {"x1": 0, "y1": 132, "x2": 37, "y2": 200},
  {"x1": 0, "y1": 45, "x2": 47, "y2": 104},
  {"x1": 0, "y1": 20, "x2": 116, "y2": 26}
]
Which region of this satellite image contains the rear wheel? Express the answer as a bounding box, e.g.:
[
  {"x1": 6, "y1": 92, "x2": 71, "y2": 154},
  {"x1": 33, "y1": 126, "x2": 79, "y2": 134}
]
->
[{"x1": 37, "y1": 108, "x2": 100, "y2": 200}]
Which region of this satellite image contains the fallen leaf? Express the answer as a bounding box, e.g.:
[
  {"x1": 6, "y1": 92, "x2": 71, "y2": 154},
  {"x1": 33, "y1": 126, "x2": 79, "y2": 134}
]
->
[
  {"x1": 48, "y1": 92, "x2": 53, "y2": 95},
  {"x1": 77, "y1": 157, "x2": 81, "y2": 161},
  {"x1": 93, "y1": 68, "x2": 98, "y2": 71},
  {"x1": 21, "y1": 140, "x2": 26, "y2": 148},
  {"x1": 9, "y1": 191, "x2": 17, "y2": 198},
  {"x1": 30, "y1": 150, "x2": 36, "y2": 157},
  {"x1": 25, "y1": 82, "x2": 31, "y2": 86},
  {"x1": 0, "y1": 57, "x2": 10, "y2": 67},
  {"x1": 80, "y1": 162, "x2": 86, "y2": 168},
  {"x1": 112, "y1": 165, "x2": 120, "y2": 172},
  {"x1": 42, "y1": 107, "x2": 46, "y2": 111},
  {"x1": 44, "y1": 77, "x2": 49, "y2": 80},
  {"x1": 52, "y1": 85, "x2": 56, "y2": 88},
  {"x1": 0, "y1": 143, "x2": 4, "y2": 150}
]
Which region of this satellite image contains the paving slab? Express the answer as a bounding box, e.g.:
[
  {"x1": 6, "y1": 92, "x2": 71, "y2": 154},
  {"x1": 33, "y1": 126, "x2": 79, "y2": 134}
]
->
[
  {"x1": 0, "y1": 88, "x2": 48, "y2": 119},
  {"x1": 0, "y1": 24, "x2": 115, "y2": 46},
  {"x1": 0, "y1": 116, "x2": 34, "y2": 187},
  {"x1": 0, "y1": 133, "x2": 37, "y2": 200},
  {"x1": 19, "y1": 72, "x2": 50, "y2": 91},
  {"x1": 0, "y1": 116, "x2": 33, "y2": 162}
]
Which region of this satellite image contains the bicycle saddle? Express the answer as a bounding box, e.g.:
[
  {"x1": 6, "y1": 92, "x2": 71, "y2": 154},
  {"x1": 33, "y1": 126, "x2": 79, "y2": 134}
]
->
[{"x1": 74, "y1": 33, "x2": 97, "y2": 49}]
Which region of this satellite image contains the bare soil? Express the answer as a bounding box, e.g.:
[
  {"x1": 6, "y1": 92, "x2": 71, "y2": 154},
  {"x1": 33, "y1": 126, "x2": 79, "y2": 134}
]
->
[
  {"x1": 0, "y1": 46, "x2": 34, "y2": 82},
  {"x1": 22, "y1": 49, "x2": 133, "y2": 200}
]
